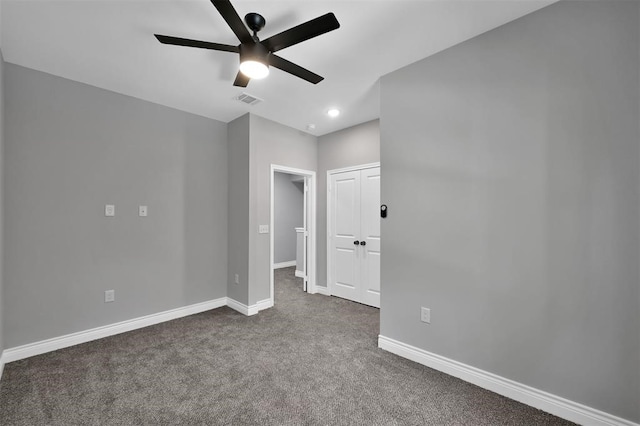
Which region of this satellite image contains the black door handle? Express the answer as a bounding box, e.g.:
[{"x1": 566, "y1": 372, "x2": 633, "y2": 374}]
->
[
  {"x1": 360, "y1": 241, "x2": 367, "y2": 246},
  {"x1": 353, "y1": 240, "x2": 360, "y2": 245}
]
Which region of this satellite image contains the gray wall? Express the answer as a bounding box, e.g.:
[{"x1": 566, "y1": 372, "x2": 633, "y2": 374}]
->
[
  {"x1": 248, "y1": 115, "x2": 316, "y2": 304},
  {"x1": 0, "y1": 49, "x2": 5, "y2": 356},
  {"x1": 317, "y1": 120, "x2": 380, "y2": 287},
  {"x1": 274, "y1": 172, "x2": 303, "y2": 264},
  {"x1": 227, "y1": 114, "x2": 251, "y2": 305},
  {"x1": 380, "y1": 1, "x2": 639, "y2": 422},
  {"x1": 4, "y1": 64, "x2": 228, "y2": 347}
]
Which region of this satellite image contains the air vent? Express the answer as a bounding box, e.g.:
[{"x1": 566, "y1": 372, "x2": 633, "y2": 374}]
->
[{"x1": 235, "y1": 92, "x2": 263, "y2": 106}]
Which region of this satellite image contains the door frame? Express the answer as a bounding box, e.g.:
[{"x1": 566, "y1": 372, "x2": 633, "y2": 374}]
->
[
  {"x1": 270, "y1": 164, "x2": 317, "y2": 304},
  {"x1": 326, "y1": 162, "x2": 380, "y2": 297}
]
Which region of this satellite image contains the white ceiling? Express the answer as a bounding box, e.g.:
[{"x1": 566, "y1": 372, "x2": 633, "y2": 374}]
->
[{"x1": 1, "y1": 0, "x2": 555, "y2": 136}]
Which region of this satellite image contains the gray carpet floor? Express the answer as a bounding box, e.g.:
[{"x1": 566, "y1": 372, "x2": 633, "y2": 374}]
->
[{"x1": 0, "y1": 267, "x2": 574, "y2": 425}]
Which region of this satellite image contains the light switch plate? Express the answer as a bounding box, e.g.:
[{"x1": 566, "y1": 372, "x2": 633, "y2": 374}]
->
[
  {"x1": 259, "y1": 225, "x2": 269, "y2": 234},
  {"x1": 105, "y1": 290, "x2": 115, "y2": 303},
  {"x1": 105, "y1": 205, "x2": 115, "y2": 217},
  {"x1": 139, "y1": 205, "x2": 148, "y2": 217}
]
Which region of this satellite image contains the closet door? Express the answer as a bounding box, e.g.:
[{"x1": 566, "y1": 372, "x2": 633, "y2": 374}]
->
[
  {"x1": 360, "y1": 167, "x2": 381, "y2": 308},
  {"x1": 329, "y1": 166, "x2": 380, "y2": 308},
  {"x1": 330, "y1": 170, "x2": 362, "y2": 303}
]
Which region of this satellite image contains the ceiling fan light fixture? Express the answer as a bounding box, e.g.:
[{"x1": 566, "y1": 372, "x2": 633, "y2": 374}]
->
[
  {"x1": 240, "y1": 60, "x2": 269, "y2": 79},
  {"x1": 238, "y1": 42, "x2": 270, "y2": 79},
  {"x1": 155, "y1": 1, "x2": 340, "y2": 87}
]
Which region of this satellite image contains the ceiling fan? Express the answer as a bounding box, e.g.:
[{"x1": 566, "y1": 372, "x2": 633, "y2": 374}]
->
[{"x1": 155, "y1": 0, "x2": 340, "y2": 87}]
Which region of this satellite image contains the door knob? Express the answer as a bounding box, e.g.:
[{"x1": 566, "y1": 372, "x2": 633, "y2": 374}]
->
[
  {"x1": 360, "y1": 241, "x2": 367, "y2": 246},
  {"x1": 353, "y1": 240, "x2": 360, "y2": 245}
]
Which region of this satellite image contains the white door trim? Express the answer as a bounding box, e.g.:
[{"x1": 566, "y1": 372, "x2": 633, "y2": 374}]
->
[
  {"x1": 270, "y1": 164, "x2": 317, "y2": 306},
  {"x1": 326, "y1": 162, "x2": 381, "y2": 298},
  {"x1": 326, "y1": 162, "x2": 381, "y2": 176}
]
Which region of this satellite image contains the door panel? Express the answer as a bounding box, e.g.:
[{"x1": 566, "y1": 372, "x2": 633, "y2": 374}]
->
[
  {"x1": 331, "y1": 171, "x2": 361, "y2": 303},
  {"x1": 362, "y1": 250, "x2": 380, "y2": 307},
  {"x1": 334, "y1": 176, "x2": 358, "y2": 237},
  {"x1": 360, "y1": 167, "x2": 381, "y2": 307},
  {"x1": 335, "y1": 248, "x2": 357, "y2": 290}
]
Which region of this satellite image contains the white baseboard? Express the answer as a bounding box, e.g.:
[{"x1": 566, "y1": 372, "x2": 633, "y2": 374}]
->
[
  {"x1": 273, "y1": 261, "x2": 296, "y2": 269},
  {"x1": 315, "y1": 286, "x2": 331, "y2": 296},
  {"x1": 226, "y1": 298, "x2": 252, "y2": 316},
  {"x1": 0, "y1": 353, "x2": 5, "y2": 382},
  {"x1": 378, "y1": 335, "x2": 638, "y2": 426},
  {"x1": 294, "y1": 270, "x2": 305, "y2": 278},
  {"x1": 227, "y1": 297, "x2": 274, "y2": 316},
  {"x1": 0, "y1": 295, "x2": 279, "y2": 368},
  {"x1": 2, "y1": 298, "x2": 227, "y2": 364},
  {"x1": 255, "y1": 298, "x2": 274, "y2": 313}
]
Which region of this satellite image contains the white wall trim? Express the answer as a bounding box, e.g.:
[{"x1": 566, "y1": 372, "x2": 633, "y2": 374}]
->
[
  {"x1": 326, "y1": 162, "x2": 381, "y2": 176},
  {"x1": 2, "y1": 298, "x2": 227, "y2": 364},
  {"x1": 274, "y1": 260, "x2": 296, "y2": 269},
  {"x1": 0, "y1": 296, "x2": 279, "y2": 368},
  {"x1": 227, "y1": 297, "x2": 273, "y2": 316},
  {"x1": 0, "y1": 353, "x2": 5, "y2": 382},
  {"x1": 226, "y1": 297, "x2": 253, "y2": 316},
  {"x1": 254, "y1": 298, "x2": 274, "y2": 314},
  {"x1": 378, "y1": 335, "x2": 639, "y2": 426},
  {"x1": 314, "y1": 286, "x2": 331, "y2": 296}
]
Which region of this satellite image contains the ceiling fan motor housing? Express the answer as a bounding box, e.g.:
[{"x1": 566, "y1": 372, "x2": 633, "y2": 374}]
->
[{"x1": 239, "y1": 42, "x2": 270, "y2": 64}]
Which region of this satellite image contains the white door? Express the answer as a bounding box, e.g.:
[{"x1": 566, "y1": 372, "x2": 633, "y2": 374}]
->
[
  {"x1": 329, "y1": 166, "x2": 380, "y2": 308},
  {"x1": 330, "y1": 170, "x2": 361, "y2": 303},
  {"x1": 360, "y1": 167, "x2": 381, "y2": 307}
]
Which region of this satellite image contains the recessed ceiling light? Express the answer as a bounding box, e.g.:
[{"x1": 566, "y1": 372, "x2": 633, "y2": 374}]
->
[
  {"x1": 327, "y1": 108, "x2": 340, "y2": 118},
  {"x1": 306, "y1": 124, "x2": 316, "y2": 131}
]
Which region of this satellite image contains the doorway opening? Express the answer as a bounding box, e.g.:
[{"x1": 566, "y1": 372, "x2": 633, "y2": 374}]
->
[{"x1": 270, "y1": 165, "x2": 317, "y2": 305}]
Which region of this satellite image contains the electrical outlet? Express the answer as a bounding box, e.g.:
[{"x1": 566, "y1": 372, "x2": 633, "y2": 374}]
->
[
  {"x1": 105, "y1": 204, "x2": 115, "y2": 217},
  {"x1": 105, "y1": 290, "x2": 115, "y2": 303},
  {"x1": 234, "y1": 274, "x2": 239, "y2": 284},
  {"x1": 421, "y1": 307, "x2": 431, "y2": 324},
  {"x1": 258, "y1": 225, "x2": 269, "y2": 234}
]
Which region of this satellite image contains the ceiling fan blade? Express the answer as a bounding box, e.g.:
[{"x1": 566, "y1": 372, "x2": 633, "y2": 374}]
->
[
  {"x1": 155, "y1": 35, "x2": 239, "y2": 53},
  {"x1": 261, "y1": 13, "x2": 339, "y2": 53},
  {"x1": 211, "y1": 0, "x2": 253, "y2": 44},
  {"x1": 268, "y1": 55, "x2": 323, "y2": 84},
  {"x1": 233, "y1": 71, "x2": 250, "y2": 87}
]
